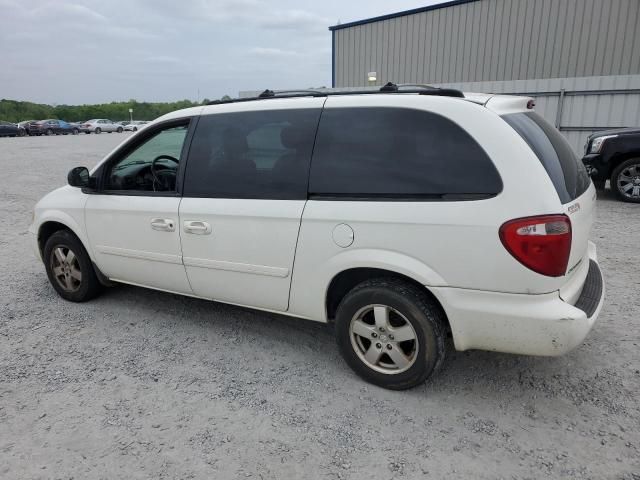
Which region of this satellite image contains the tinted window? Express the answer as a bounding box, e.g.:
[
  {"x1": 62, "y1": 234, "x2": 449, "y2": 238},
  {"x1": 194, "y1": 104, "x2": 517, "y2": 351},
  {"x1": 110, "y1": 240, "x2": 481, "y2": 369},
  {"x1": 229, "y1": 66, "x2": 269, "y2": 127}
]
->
[
  {"x1": 502, "y1": 112, "x2": 590, "y2": 203},
  {"x1": 184, "y1": 109, "x2": 321, "y2": 199},
  {"x1": 106, "y1": 125, "x2": 188, "y2": 192},
  {"x1": 308, "y1": 107, "x2": 502, "y2": 197}
]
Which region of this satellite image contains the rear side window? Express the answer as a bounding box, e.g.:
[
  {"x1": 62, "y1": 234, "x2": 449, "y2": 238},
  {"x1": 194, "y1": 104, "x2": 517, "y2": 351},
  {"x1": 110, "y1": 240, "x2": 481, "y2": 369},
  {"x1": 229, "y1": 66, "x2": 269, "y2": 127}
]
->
[
  {"x1": 502, "y1": 112, "x2": 590, "y2": 203},
  {"x1": 184, "y1": 109, "x2": 321, "y2": 199},
  {"x1": 308, "y1": 107, "x2": 502, "y2": 198}
]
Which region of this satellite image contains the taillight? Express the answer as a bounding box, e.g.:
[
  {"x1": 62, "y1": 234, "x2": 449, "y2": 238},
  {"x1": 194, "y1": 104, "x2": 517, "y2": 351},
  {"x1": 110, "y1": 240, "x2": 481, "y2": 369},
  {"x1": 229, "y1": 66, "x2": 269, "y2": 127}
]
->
[{"x1": 499, "y1": 215, "x2": 572, "y2": 277}]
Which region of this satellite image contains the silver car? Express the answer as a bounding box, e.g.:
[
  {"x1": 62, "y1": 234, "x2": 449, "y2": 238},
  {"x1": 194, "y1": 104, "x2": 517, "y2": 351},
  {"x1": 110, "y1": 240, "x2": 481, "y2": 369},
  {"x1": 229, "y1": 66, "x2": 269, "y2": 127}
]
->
[
  {"x1": 124, "y1": 121, "x2": 149, "y2": 132},
  {"x1": 80, "y1": 119, "x2": 123, "y2": 134}
]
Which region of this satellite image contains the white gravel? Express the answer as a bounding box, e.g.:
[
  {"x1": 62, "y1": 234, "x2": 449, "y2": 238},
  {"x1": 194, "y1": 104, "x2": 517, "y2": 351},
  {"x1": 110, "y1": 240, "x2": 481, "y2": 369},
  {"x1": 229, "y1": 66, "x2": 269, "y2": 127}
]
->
[{"x1": 1, "y1": 133, "x2": 639, "y2": 479}]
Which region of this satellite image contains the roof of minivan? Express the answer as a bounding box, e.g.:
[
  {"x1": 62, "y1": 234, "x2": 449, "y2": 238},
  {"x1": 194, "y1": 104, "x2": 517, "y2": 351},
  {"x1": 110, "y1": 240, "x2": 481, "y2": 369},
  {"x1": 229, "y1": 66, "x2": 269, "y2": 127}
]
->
[{"x1": 156, "y1": 91, "x2": 533, "y2": 124}]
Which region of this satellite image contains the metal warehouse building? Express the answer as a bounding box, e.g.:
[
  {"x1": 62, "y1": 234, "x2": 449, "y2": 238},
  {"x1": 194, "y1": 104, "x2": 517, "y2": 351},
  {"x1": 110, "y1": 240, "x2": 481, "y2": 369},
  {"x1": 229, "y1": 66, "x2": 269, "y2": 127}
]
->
[{"x1": 329, "y1": 0, "x2": 640, "y2": 153}]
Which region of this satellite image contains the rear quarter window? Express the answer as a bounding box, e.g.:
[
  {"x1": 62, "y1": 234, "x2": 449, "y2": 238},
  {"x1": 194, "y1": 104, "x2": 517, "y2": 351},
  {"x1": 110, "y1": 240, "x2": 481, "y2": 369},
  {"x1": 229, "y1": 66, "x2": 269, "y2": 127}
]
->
[
  {"x1": 308, "y1": 107, "x2": 502, "y2": 198},
  {"x1": 502, "y1": 112, "x2": 591, "y2": 203}
]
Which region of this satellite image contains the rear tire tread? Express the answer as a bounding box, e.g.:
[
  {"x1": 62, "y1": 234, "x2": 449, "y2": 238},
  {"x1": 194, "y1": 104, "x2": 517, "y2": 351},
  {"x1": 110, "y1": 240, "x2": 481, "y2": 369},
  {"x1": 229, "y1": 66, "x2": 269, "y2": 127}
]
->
[{"x1": 335, "y1": 277, "x2": 447, "y2": 390}]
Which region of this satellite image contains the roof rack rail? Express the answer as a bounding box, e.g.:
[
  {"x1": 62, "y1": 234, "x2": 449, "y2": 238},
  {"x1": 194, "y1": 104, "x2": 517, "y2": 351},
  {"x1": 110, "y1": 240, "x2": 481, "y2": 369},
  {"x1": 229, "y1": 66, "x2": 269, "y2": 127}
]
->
[
  {"x1": 379, "y1": 82, "x2": 464, "y2": 97},
  {"x1": 206, "y1": 82, "x2": 464, "y2": 105}
]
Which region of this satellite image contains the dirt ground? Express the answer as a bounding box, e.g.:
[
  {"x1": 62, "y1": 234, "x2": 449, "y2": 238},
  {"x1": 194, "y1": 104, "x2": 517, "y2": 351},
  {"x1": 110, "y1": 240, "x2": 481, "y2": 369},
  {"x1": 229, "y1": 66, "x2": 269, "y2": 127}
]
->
[{"x1": 1, "y1": 133, "x2": 639, "y2": 479}]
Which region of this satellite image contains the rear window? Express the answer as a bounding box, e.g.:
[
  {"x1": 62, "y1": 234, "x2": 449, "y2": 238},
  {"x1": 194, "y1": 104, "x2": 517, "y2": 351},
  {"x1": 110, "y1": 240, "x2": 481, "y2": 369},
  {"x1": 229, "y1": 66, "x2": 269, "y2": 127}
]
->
[
  {"x1": 502, "y1": 112, "x2": 590, "y2": 203},
  {"x1": 308, "y1": 107, "x2": 502, "y2": 198}
]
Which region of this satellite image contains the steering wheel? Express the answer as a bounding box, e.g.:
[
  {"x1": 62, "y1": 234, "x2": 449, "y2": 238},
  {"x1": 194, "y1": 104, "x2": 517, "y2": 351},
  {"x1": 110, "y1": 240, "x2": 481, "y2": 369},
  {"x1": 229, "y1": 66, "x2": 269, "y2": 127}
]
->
[{"x1": 150, "y1": 155, "x2": 179, "y2": 191}]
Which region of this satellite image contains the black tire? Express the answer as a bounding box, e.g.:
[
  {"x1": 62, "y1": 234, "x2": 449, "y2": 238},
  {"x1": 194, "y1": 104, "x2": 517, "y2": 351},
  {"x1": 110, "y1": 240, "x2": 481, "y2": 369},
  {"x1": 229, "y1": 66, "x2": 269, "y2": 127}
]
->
[
  {"x1": 46, "y1": 128, "x2": 53, "y2": 136},
  {"x1": 43, "y1": 230, "x2": 101, "y2": 302},
  {"x1": 72, "y1": 128, "x2": 79, "y2": 135},
  {"x1": 133, "y1": 127, "x2": 138, "y2": 132},
  {"x1": 95, "y1": 127, "x2": 101, "y2": 134},
  {"x1": 18, "y1": 129, "x2": 25, "y2": 137},
  {"x1": 611, "y1": 158, "x2": 640, "y2": 203},
  {"x1": 117, "y1": 127, "x2": 123, "y2": 133},
  {"x1": 334, "y1": 278, "x2": 447, "y2": 390}
]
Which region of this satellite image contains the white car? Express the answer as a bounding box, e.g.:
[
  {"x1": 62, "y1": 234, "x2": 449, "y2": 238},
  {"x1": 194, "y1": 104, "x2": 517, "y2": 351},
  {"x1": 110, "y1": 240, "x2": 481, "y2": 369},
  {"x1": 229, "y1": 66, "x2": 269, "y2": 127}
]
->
[
  {"x1": 80, "y1": 119, "x2": 123, "y2": 134},
  {"x1": 124, "y1": 121, "x2": 149, "y2": 132},
  {"x1": 30, "y1": 85, "x2": 604, "y2": 390}
]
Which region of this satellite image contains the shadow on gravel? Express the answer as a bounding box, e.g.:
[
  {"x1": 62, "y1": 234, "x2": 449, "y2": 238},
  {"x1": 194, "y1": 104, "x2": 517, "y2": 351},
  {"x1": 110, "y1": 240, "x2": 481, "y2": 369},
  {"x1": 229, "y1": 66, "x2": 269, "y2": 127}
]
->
[{"x1": 71, "y1": 280, "x2": 630, "y2": 412}]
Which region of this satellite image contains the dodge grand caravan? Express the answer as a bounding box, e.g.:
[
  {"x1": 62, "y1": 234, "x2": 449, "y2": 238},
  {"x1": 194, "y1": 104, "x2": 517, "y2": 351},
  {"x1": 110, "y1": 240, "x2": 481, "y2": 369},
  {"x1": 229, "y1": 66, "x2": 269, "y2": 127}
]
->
[{"x1": 30, "y1": 84, "x2": 605, "y2": 390}]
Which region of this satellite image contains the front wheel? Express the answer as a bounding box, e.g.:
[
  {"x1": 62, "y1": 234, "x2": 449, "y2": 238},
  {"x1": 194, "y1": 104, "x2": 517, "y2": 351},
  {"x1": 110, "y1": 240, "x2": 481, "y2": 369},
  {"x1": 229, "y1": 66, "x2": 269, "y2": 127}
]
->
[
  {"x1": 611, "y1": 158, "x2": 640, "y2": 203},
  {"x1": 335, "y1": 278, "x2": 447, "y2": 390},
  {"x1": 72, "y1": 128, "x2": 79, "y2": 135},
  {"x1": 46, "y1": 128, "x2": 53, "y2": 136},
  {"x1": 44, "y1": 230, "x2": 101, "y2": 302},
  {"x1": 95, "y1": 127, "x2": 101, "y2": 134},
  {"x1": 117, "y1": 127, "x2": 123, "y2": 133}
]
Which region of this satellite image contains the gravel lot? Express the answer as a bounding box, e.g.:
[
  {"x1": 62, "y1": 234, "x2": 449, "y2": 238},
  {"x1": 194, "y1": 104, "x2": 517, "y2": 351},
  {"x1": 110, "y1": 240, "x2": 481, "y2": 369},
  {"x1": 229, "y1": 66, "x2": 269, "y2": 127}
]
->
[{"x1": 1, "y1": 133, "x2": 639, "y2": 479}]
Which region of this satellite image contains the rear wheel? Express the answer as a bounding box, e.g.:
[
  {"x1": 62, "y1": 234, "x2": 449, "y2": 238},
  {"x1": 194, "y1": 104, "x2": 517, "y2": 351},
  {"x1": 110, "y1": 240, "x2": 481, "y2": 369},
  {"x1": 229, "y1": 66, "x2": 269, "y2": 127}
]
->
[
  {"x1": 46, "y1": 128, "x2": 53, "y2": 136},
  {"x1": 335, "y1": 278, "x2": 447, "y2": 390},
  {"x1": 44, "y1": 230, "x2": 101, "y2": 302},
  {"x1": 611, "y1": 158, "x2": 640, "y2": 203},
  {"x1": 133, "y1": 127, "x2": 138, "y2": 132}
]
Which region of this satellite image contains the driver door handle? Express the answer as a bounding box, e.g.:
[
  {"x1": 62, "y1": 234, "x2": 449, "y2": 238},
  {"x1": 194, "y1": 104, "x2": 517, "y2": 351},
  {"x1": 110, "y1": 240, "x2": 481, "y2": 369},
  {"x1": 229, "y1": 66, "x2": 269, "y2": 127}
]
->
[
  {"x1": 183, "y1": 220, "x2": 212, "y2": 235},
  {"x1": 150, "y1": 218, "x2": 175, "y2": 232}
]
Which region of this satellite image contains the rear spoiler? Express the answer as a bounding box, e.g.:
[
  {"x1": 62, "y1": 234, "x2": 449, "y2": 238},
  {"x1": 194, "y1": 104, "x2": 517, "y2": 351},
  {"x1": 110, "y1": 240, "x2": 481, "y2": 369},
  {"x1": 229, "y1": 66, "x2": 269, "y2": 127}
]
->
[{"x1": 485, "y1": 95, "x2": 536, "y2": 115}]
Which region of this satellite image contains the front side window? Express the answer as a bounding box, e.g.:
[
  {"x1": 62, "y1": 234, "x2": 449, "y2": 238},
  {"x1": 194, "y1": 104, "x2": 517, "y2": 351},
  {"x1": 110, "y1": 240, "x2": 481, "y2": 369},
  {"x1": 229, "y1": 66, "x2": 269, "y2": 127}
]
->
[
  {"x1": 308, "y1": 107, "x2": 502, "y2": 198},
  {"x1": 105, "y1": 124, "x2": 188, "y2": 192},
  {"x1": 184, "y1": 109, "x2": 321, "y2": 199}
]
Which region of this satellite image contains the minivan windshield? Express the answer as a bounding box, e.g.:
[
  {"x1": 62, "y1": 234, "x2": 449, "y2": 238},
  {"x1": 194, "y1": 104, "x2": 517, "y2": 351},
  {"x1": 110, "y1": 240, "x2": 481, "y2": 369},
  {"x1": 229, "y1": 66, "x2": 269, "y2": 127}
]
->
[{"x1": 502, "y1": 111, "x2": 591, "y2": 203}]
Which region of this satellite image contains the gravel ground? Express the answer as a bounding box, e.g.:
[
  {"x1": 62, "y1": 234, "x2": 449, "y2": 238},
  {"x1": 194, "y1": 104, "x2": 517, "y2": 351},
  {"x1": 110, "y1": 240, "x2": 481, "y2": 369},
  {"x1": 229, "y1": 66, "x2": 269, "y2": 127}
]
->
[{"x1": 1, "y1": 133, "x2": 639, "y2": 479}]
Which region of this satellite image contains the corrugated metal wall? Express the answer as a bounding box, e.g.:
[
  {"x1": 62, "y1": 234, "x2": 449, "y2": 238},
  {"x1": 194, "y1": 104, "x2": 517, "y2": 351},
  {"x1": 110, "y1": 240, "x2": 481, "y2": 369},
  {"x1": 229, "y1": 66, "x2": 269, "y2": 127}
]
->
[
  {"x1": 438, "y1": 74, "x2": 640, "y2": 154},
  {"x1": 333, "y1": 0, "x2": 640, "y2": 87}
]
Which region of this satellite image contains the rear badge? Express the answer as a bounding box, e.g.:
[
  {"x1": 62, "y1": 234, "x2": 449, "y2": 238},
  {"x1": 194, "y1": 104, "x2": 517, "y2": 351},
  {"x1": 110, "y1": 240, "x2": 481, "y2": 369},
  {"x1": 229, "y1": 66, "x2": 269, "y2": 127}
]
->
[{"x1": 568, "y1": 203, "x2": 581, "y2": 214}]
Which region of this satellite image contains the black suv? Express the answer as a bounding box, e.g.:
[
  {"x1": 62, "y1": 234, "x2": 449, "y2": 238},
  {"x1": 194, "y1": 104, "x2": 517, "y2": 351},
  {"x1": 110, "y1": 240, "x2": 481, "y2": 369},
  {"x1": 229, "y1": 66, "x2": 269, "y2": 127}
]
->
[{"x1": 582, "y1": 127, "x2": 640, "y2": 203}]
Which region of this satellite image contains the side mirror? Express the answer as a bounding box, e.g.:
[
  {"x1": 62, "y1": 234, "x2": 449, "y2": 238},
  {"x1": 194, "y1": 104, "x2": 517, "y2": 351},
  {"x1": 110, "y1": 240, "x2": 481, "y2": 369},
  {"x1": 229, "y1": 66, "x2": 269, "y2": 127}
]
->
[{"x1": 67, "y1": 166, "x2": 90, "y2": 188}]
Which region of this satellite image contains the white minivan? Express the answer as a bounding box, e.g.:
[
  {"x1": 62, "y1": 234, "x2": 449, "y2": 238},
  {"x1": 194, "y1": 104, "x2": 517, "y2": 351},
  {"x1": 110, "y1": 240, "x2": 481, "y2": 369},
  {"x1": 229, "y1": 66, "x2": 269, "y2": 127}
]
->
[{"x1": 30, "y1": 84, "x2": 605, "y2": 389}]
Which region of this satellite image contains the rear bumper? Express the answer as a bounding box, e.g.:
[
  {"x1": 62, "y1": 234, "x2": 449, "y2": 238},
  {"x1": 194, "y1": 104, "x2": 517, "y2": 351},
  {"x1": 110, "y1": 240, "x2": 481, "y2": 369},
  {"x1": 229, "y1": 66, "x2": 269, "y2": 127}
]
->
[{"x1": 431, "y1": 249, "x2": 605, "y2": 356}]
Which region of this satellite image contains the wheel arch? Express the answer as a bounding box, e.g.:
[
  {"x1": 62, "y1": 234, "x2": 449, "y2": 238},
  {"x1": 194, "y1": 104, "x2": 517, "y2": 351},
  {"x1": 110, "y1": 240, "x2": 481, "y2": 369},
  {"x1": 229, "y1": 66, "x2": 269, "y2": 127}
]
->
[
  {"x1": 324, "y1": 267, "x2": 452, "y2": 335},
  {"x1": 37, "y1": 220, "x2": 82, "y2": 259},
  {"x1": 608, "y1": 151, "x2": 640, "y2": 178}
]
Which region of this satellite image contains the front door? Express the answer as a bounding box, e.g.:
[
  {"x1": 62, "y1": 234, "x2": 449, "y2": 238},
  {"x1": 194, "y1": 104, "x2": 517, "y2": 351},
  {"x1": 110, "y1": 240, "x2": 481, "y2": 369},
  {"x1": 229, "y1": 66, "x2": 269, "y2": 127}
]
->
[
  {"x1": 178, "y1": 101, "x2": 324, "y2": 311},
  {"x1": 85, "y1": 120, "x2": 193, "y2": 293}
]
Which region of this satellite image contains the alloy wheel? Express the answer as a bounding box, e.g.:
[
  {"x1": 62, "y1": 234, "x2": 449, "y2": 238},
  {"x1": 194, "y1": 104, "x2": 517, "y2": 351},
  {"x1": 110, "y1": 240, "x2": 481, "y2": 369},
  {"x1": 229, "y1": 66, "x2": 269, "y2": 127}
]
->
[
  {"x1": 50, "y1": 246, "x2": 82, "y2": 292},
  {"x1": 616, "y1": 163, "x2": 640, "y2": 199},
  {"x1": 349, "y1": 304, "x2": 419, "y2": 374}
]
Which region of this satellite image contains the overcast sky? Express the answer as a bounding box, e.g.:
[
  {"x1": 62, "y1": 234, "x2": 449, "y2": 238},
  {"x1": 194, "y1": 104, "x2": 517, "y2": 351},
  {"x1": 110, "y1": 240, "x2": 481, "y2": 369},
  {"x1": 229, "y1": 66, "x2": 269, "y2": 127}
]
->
[{"x1": 1, "y1": 0, "x2": 442, "y2": 105}]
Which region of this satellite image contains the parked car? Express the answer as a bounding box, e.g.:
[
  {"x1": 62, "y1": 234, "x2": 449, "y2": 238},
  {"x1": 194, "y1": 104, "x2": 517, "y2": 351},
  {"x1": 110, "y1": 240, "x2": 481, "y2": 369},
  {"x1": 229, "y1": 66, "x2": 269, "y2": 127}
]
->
[
  {"x1": 17, "y1": 120, "x2": 36, "y2": 135},
  {"x1": 71, "y1": 121, "x2": 90, "y2": 134},
  {"x1": 30, "y1": 84, "x2": 604, "y2": 390},
  {"x1": 124, "y1": 120, "x2": 149, "y2": 132},
  {"x1": 59, "y1": 121, "x2": 80, "y2": 135},
  {"x1": 28, "y1": 119, "x2": 77, "y2": 136},
  {"x1": 0, "y1": 121, "x2": 26, "y2": 137},
  {"x1": 80, "y1": 119, "x2": 123, "y2": 134},
  {"x1": 582, "y1": 127, "x2": 640, "y2": 203}
]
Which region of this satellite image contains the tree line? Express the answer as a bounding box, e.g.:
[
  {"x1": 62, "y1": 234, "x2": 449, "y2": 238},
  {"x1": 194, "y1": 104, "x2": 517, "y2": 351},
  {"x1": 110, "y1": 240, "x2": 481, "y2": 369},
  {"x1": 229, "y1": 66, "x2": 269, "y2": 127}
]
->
[{"x1": 0, "y1": 96, "x2": 231, "y2": 123}]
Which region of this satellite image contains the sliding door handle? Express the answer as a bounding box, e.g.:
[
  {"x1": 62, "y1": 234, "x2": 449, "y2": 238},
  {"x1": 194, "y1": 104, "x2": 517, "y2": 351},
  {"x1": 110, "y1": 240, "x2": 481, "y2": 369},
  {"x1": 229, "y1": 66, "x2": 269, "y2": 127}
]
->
[
  {"x1": 150, "y1": 218, "x2": 175, "y2": 232},
  {"x1": 183, "y1": 220, "x2": 212, "y2": 235}
]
